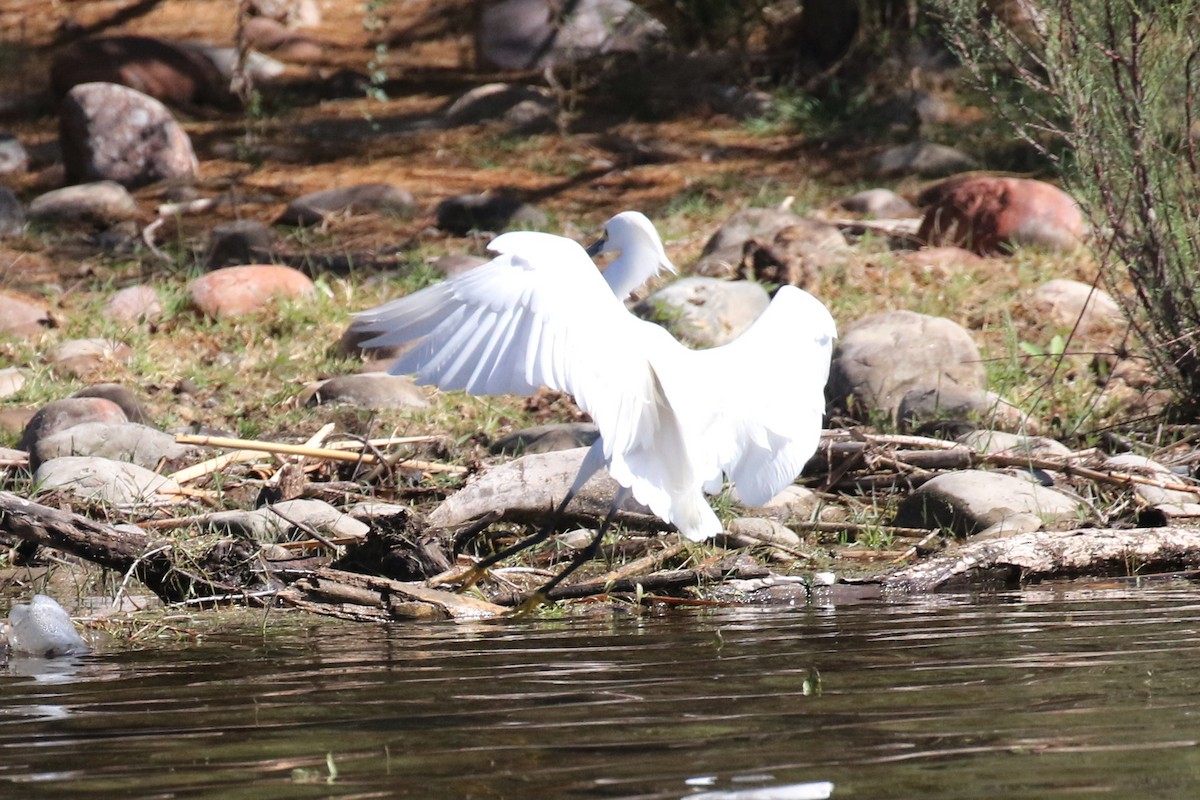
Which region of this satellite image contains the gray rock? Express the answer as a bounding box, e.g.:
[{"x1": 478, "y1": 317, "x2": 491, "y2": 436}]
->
[
  {"x1": 277, "y1": 183, "x2": 415, "y2": 227},
  {"x1": 0, "y1": 133, "x2": 29, "y2": 176},
  {"x1": 1104, "y1": 454, "x2": 1199, "y2": 506},
  {"x1": 346, "y1": 501, "x2": 410, "y2": 521},
  {"x1": 736, "y1": 218, "x2": 849, "y2": 289},
  {"x1": 60, "y1": 82, "x2": 198, "y2": 188},
  {"x1": 427, "y1": 447, "x2": 651, "y2": 530},
  {"x1": 105, "y1": 284, "x2": 163, "y2": 323},
  {"x1": 747, "y1": 484, "x2": 822, "y2": 521},
  {"x1": 0, "y1": 185, "x2": 24, "y2": 237},
  {"x1": 6, "y1": 595, "x2": 89, "y2": 657},
  {"x1": 722, "y1": 516, "x2": 803, "y2": 550},
  {"x1": 0, "y1": 367, "x2": 25, "y2": 400},
  {"x1": 958, "y1": 429, "x2": 1073, "y2": 459},
  {"x1": 31, "y1": 422, "x2": 190, "y2": 471},
  {"x1": 634, "y1": 276, "x2": 770, "y2": 347},
  {"x1": 28, "y1": 181, "x2": 138, "y2": 225},
  {"x1": 835, "y1": 188, "x2": 917, "y2": 218},
  {"x1": 206, "y1": 220, "x2": 273, "y2": 267},
  {"x1": 301, "y1": 372, "x2": 429, "y2": 409},
  {"x1": 18, "y1": 397, "x2": 128, "y2": 451},
  {"x1": 204, "y1": 498, "x2": 369, "y2": 544},
  {"x1": 893, "y1": 470, "x2": 1083, "y2": 535},
  {"x1": 435, "y1": 193, "x2": 546, "y2": 235},
  {"x1": 0, "y1": 290, "x2": 52, "y2": 338},
  {"x1": 897, "y1": 387, "x2": 1031, "y2": 432},
  {"x1": 491, "y1": 422, "x2": 600, "y2": 456},
  {"x1": 829, "y1": 310, "x2": 987, "y2": 421},
  {"x1": 871, "y1": 142, "x2": 978, "y2": 178},
  {"x1": 73, "y1": 383, "x2": 149, "y2": 424},
  {"x1": 51, "y1": 338, "x2": 134, "y2": 377},
  {"x1": 34, "y1": 456, "x2": 181, "y2": 505},
  {"x1": 1030, "y1": 279, "x2": 1124, "y2": 335},
  {"x1": 442, "y1": 83, "x2": 557, "y2": 128},
  {"x1": 477, "y1": 0, "x2": 665, "y2": 70},
  {"x1": 694, "y1": 207, "x2": 801, "y2": 278}
]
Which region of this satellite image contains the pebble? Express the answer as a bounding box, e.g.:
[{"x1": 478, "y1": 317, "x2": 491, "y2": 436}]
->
[
  {"x1": 188, "y1": 264, "x2": 315, "y2": 318},
  {"x1": 28, "y1": 181, "x2": 138, "y2": 226},
  {"x1": 30, "y1": 422, "x2": 191, "y2": 471},
  {"x1": 17, "y1": 397, "x2": 128, "y2": 452},
  {"x1": 892, "y1": 470, "x2": 1084, "y2": 535},
  {"x1": 277, "y1": 183, "x2": 415, "y2": 227},
  {"x1": 34, "y1": 456, "x2": 181, "y2": 505},
  {"x1": 300, "y1": 372, "x2": 429, "y2": 410},
  {"x1": 634, "y1": 276, "x2": 770, "y2": 347}
]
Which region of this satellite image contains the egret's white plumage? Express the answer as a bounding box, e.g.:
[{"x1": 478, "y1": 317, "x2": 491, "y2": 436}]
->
[{"x1": 355, "y1": 211, "x2": 836, "y2": 543}]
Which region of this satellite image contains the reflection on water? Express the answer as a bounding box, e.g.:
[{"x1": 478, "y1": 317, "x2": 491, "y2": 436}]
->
[{"x1": 3, "y1": 584, "x2": 1200, "y2": 798}]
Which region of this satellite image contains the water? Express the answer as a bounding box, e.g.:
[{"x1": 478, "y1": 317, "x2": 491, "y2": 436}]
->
[{"x1": 3, "y1": 584, "x2": 1200, "y2": 799}]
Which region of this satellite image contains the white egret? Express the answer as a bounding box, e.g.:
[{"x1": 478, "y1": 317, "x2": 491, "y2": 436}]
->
[{"x1": 355, "y1": 211, "x2": 836, "y2": 597}]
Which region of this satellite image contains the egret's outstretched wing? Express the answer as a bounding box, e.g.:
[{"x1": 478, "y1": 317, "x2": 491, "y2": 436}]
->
[
  {"x1": 354, "y1": 232, "x2": 718, "y2": 537},
  {"x1": 668, "y1": 286, "x2": 836, "y2": 506}
]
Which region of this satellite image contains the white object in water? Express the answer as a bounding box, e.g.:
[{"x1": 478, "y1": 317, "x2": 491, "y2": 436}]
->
[
  {"x1": 355, "y1": 211, "x2": 836, "y2": 542},
  {"x1": 6, "y1": 594, "x2": 90, "y2": 658}
]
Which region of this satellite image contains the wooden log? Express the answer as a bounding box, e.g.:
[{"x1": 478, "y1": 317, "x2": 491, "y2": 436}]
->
[
  {"x1": 881, "y1": 526, "x2": 1200, "y2": 592},
  {"x1": 277, "y1": 567, "x2": 506, "y2": 620}
]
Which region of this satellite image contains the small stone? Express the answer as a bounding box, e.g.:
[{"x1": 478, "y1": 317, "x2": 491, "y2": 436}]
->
[
  {"x1": 1104, "y1": 454, "x2": 1199, "y2": 506},
  {"x1": 105, "y1": 285, "x2": 163, "y2": 323},
  {"x1": 60, "y1": 82, "x2": 199, "y2": 188},
  {"x1": 6, "y1": 595, "x2": 90, "y2": 657},
  {"x1": 206, "y1": 220, "x2": 273, "y2": 267},
  {"x1": 0, "y1": 185, "x2": 25, "y2": 237},
  {"x1": 0, "y1": 133, "x2": 29, "y2": 176},
  {"x1": 1029, "y1": 279, "x2": 1124, "y2": 335},
  {"x1": 835, "y1": 188, "x2": 917, "y2": 218},
  {"x1": 188, "y1": 264, "x2": 315, "y2": 318},
  {"x1": 0, "y1": 367, "x2": 25, "y2": 400},
  {"x1": 18, "y1": 397, "x2": 129, "y2": 451},
  {"x1": 0, "y1": 290, "x2": 52, "y2": 338},
  {"x1": 28, "y1": 181, "x2": 138, "y2": 225},
  {"x1": 31, "y1": 422, "x2": 192, "y2": 471},
  {"x1": 893, "y1": 470, "x2": 1084, "y2": 535},
  {"x1": 491, "y1": 422, "x2": 600, "y2": 456},
  {"x1": 300, "y1": 372, "x2": 429, "y2": 410},
  {"x1": 34, "y1": 456, "x2": 181, "y2": 505},
  {"x1": 435, "y1": 193, "x2": 546, "y2": 235},
  {"x1": 73, "y1": 383, "x2": 149, "y2": 424},
  {"x1": 277, "y1": 183, "x2": 415, "y2": 227},
  {"x1": 50, "y1": 338, "x2": 133, "y2": 378},
  {"x1": 871, "y1": 142, "x2": 978, "y2": 178},
  {"x1": 634, "y1": 276, "x2": 770, "y2": 348}
]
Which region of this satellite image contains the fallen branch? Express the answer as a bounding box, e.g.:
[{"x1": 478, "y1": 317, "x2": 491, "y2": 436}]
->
[
  {"x1": 175, "y1": 433, "x2": 466, "y2": 474},
  {"x1": 881, "y1": 526, "x2": 1200, "y2": 592},
  {"x1": 278, "y1": 567, "x2": 506, "y2": 621},
  {"x1": 493, "y1": 562, "x2": 774, "y2": 606}
]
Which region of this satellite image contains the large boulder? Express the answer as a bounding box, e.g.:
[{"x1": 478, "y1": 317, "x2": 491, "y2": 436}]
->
[{"x1": 60, "y1": 82, "x2": 198, "y2": 188}]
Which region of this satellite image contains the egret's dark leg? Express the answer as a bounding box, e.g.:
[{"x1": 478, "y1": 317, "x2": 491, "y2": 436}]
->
[
  {"x1": 455, "y1": 442, "x2": 606, "y2": 592},
  {"x1": 510, "y1": 486, "x2": 631, "y2": 615}
]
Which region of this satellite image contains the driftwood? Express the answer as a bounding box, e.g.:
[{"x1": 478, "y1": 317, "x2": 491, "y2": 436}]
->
[
  {"x1": 0, "y1": 490, "x2": 250, "y2": 603},
  {"x1": 278, "y1": 567, "x2": 506, "y2": 621},
  {"x1": 881, "y1": 526, "x2": 1200, "y2": 592}
]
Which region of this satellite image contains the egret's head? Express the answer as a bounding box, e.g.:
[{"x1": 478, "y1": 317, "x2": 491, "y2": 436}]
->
[{"x1": 586, "y1": 211, "x2": 677, "y2": 275}]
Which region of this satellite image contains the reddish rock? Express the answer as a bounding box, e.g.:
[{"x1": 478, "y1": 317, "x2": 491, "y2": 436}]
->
[
  {"x1": 0, "y1": 290, "x2": 53, "y2": 338},
  {"x1": 50, "y1": 36, "x2": 229, "y2": 107},
  {"x1": 17, "y1": 397, "x2": 128, "y2": 452},
  {"x1": 188, "y1": 264, "x2": 316, "y2": 318},
  {"x1": 243, "y1": 16, "x2": 324, "y2": 61},
  {"x1": 60, "y1": 82, "x2": 199, "y2": 188},
  {"x1": 917, "y1": 176, "x2": 1084, "y2": 255}
]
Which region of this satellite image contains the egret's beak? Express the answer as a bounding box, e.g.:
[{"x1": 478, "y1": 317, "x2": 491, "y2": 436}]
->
[{"x1": 585, "y1": 237, "x2": 606, "y2": 258}]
